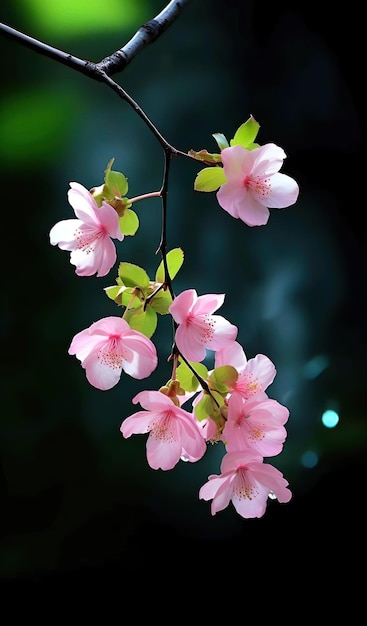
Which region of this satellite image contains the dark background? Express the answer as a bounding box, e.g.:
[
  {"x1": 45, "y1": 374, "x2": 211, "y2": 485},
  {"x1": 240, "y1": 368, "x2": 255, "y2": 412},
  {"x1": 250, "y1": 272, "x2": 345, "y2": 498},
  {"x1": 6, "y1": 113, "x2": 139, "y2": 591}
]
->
[{"x1": 0, "y1": 0, "x2": 365, "y2": 589}]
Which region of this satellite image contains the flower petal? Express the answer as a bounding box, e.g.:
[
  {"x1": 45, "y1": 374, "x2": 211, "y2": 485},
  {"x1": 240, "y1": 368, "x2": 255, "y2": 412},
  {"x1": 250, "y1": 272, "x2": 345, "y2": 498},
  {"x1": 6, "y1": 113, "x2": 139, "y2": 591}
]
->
[
  {"x1": 266, "y1": 173, "x2": 299, "y2": 208},
  {"x1": 49, "y1": 219, "x2": 82, "y2": 250}
]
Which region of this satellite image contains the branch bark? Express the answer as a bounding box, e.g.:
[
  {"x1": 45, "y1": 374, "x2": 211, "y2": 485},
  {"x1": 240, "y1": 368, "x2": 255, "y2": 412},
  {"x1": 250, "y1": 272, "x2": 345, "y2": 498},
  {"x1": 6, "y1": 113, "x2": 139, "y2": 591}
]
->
[{"x1": 0, "y1": 0, "x2": 191, "y2": 76}]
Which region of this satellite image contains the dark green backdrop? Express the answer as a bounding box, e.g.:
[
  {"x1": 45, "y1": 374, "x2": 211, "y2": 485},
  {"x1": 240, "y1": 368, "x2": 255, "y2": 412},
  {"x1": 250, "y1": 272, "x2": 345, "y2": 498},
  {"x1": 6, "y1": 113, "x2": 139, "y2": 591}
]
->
[{"x1": 0, "y1": 0, "x2": 364, "y2": 584}]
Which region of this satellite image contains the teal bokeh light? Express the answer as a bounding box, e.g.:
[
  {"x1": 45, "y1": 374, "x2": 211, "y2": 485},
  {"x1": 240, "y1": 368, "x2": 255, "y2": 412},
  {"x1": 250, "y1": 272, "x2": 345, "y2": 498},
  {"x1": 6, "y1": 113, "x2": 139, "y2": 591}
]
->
[{"x1": 321, "y1": 409, "x2": 340, "y2": 428}]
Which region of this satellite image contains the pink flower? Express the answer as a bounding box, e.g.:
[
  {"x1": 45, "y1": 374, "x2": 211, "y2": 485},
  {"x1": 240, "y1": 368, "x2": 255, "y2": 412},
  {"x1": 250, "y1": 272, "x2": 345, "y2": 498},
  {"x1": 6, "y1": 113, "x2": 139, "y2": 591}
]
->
[
  {"x1": 199, "y1": 450, "x2": 292, "y2": 518},
  {"x1": 217, "y1": 143, "x2": 299, "y2": 226},
  {"x1": 169, "y1": 289, "x2": 238, "y2": 362},
  {"x1": 68, "y1": 316, "x2": 158, "y2": 390},
  {"x1": 221, "y1": 393, "x2": 289, "y2": 457},
  {"x1": 215, "y1": 341, "x2": 276, "y2": 400},
  {"x1": 120, "y1": 390, "x2": 207, "y2": 470},
  {"x1": 49, "y1": 182, "x2": 124, "y2": 277}
]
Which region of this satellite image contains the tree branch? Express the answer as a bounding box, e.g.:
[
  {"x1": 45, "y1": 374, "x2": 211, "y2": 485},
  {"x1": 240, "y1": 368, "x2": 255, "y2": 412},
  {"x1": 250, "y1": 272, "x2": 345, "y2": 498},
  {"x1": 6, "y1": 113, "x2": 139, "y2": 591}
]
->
[
  {"x1": 99, "y1": 0, "x2": 191, "y2": 74},
  {"x1": 0, "y1": 0, "x2": 191, "y2": 76}
]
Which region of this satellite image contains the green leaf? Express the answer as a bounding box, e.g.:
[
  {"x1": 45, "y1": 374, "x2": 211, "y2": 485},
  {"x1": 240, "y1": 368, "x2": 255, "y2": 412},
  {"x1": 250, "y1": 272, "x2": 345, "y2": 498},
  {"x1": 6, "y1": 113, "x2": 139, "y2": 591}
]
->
[
  {"x1": 209, "y1": 365, "x2": 238, "y2": 393},
  {"x1": 230, "y1": 115, "x2": 260, "y2": 148},
  {"x1": 104, "y1": 285, "x2": 124, "y2": 304},
  {"x1": 120, "y1": 288, "x2": 143, "y2": 308},
  {"x1": 104, "y1": 284, "x2": 142, "y2": 307},
  {"x1": 118, "y1": 262, "x2": 150, "y2": 288},
  {"x1": 155, "y1": 248, "x2": 184, "y2": 283},
  {"x1": 212, "y1": 133, "x2": 229, "y2": 151},
  {"x1": 119, "y1": 208, "x2": 139, "y2": 236},
  {"x1": 194, "y1": 391, "x2": 224, "y2": 422},
  {"x1": 124, "y1": 306, "x2": 157, "y2": 339},
  {"x1": 105, "y1": 168, "x2": 129, "y2": 198},
  {"x1": 194, "y1": 394, "x2": 213, "y2": 422},
  {"x1": 176, "y1": 360, "x2": 208, "y2": 393},
  {"x1": 194, "y1": 166, "x2": 226, "y2": 192},
  {"x1": 149, "y1": 288, "x2": 173, "y2": 314}
]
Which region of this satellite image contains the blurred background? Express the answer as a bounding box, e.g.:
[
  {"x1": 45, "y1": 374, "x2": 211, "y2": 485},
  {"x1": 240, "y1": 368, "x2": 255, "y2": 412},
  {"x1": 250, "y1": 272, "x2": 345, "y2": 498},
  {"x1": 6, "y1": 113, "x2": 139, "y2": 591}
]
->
[{"x1": 0, "y1": 0, "x2": 365, "y2": 585}]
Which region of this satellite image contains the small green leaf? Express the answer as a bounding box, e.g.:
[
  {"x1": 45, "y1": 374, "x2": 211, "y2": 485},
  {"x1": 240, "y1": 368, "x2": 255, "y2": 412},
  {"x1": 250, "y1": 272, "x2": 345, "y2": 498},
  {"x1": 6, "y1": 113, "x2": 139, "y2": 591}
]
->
[
  {"x1": 120, "y1": 288, "x2": 143, "y2": 308},
  {"x1": 194, "y1": 391, "x2": 224, "y2": 422},
  {"x1": 194, "y1": 394, "x2": 213, "y2": 422},
  {"x1": 212, "y1": 133, "x2": 229, "y2": 151},
  {"x1": 176, "y1": 360, "x2": 208, "y2": 393},
  {"x1": 194, "y1": 166, "x2": 226, "y2": 192},
  {"x1": 155, "y1": 248, "x2": 184, "y2": 283},
  {"x1": 118, "y1": 262, "x2": 150, "y2": 288},
  {"x1": 230, "y1": 115, "x2": 260, "y2": 149},
  {"x1": 149, "y1": 289, "x2": 173, "y2": 314},
  {"x1": 104, "y1": 160, "x2": 129, "y2": 198},
  {"x1": 209, "y1": 365, "x2": 238, "y2": 393},
  {"x1": 119, "y1": 208, "x2": 139, "y2": 236},
  {"x1": 104, "y1": 284, "x2": 123, "y2": 302},
  {"x1": 124, "y1": 306, "x2": 157, "y2": 339},
  {"x1": 104, "y1": 284, "x2": 142, "y2": 307}
]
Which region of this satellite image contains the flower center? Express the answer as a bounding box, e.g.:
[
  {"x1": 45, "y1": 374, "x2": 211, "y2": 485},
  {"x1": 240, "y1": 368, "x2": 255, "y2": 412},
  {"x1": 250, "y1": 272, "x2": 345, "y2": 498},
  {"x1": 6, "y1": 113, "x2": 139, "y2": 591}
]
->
[
  {"x1": 151, "y1": 412, "x2": 175, "y2": 442},
  {"x1": 74, "y1": 226, "x2": 106, "y2": 254},
  {"x1": 243, "y1": 175, "x2": 271, "y2": 201},
  {"x1": 236, "y1": 373, "x2": 262, "y2": 398},
  {"x1": 194, "y1": 314, "x2": 216, "y2": 345},
  {"x1": 234, "y1": 467, "x2": 260, "y2": 501},
  {"x1": 97, "y1": 337, "x2": 124, "y2": 370}
]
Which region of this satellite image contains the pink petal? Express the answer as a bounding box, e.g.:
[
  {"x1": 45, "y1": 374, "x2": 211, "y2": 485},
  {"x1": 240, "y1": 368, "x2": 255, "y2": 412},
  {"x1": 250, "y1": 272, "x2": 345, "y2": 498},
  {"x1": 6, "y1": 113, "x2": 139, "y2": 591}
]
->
[
  {"x1": 169, "y1": 289, "x2": 197, "y2": 324},
  {"x1": 215, "y1": 341, "x2": 247, "y2": 371},
  {"x1": 266, "y1": 173, "x2": 299, "y2": 208},
  {"x1": 208, "y1": 475, "x2": 235, "y2": 515},
  {"x1": 205, "y1": 315, "x2": 238, "y2": 351},
  {"x1": 82, "y1": 349, "x2": 122, "y2": 390},
  {"x1": 192, "y1": 293, "x2": 225, "y2": 316},
  {"x1": 231, "y1": 472, "x2": 269, "y2": 518},
  {"x1": 221, "y1": 145, "x2": 255, "y2": 181},
  {"x1": 68, "y1": 333, "x2": 104, "y2": 362},
  {"x1": 120, "y1": 410, "x2": 158, "y2": 437},
  {"x1": 236, "y1": 192, "x2": 270, "y2": 226},
  {"x1": 244, "y1": 354, "x2": 276, "y2": 391},
  {"x1": 248, "y1": 462, "x2": 292, "y2": 503},
  {"x1": 49, "y1": 219, "x2": 82, "y2": 249},
  {"x1": 251, "y1": 144, "x2": 286, "y2": 177},
  {"x1": 146, "y1": 420, "x2": 182, "y2": 470},
  {"x1": 216, "y1": 181, "x2": 244, "y2": 218},
  {"x1": 88, "y1": 316, "x2": 128, "y2": 336},
  {"x1": 68, "y1": 182, "x2": 100, "y2": 224},
  {"x1": 132, "y1": 390, "x2": 176, "y2": 412},
  {"x1": 121, "y1": 334, "x2": 158, "y2": 380},
  {"x1": 99, "y1": 201, "x2": 124, "y2": 240},
  {"x1": 174, "y1": 322, "x2": 206, "y2": 362}
]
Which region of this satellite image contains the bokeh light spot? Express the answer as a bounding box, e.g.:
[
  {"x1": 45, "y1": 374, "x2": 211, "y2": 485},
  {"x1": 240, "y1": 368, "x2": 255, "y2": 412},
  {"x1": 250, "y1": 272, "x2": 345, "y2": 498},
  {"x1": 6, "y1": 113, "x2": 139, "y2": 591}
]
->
[
  {"x1": 301, "y1": 450, "x2": 319, "y2": 468},
  {"x1": 321, "y1": 409, "x2": 339, "y2": 428}
]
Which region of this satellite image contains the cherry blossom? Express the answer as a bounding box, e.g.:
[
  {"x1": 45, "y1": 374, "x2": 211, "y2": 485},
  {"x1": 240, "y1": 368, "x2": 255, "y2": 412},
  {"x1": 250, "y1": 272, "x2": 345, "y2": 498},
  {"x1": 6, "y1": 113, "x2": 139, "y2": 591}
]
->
[
  {"x1": 199, "y1": 450, "x2": 292, "y2": 518},
  {"x1": 68, "y1": 316, "x2": 158, "y2": 390},
  {"x1": 120, "y1": 390, "x2": 207, "y2": 470},
  {"x1": 221, "y1": 393, "x2": 289, "y2": 457},
  {"x1": 49, "y1": 182, "x2": 124, "y2": 277},
  {"x1": 215, "y1": 341, "x2": 276, "y2": 400},
  {"x1": 169, "y1": 289, "x2": 238, "y2": 362},
  {"x1": 217, "y1": 143, "x2": 299, "y2": 226}
]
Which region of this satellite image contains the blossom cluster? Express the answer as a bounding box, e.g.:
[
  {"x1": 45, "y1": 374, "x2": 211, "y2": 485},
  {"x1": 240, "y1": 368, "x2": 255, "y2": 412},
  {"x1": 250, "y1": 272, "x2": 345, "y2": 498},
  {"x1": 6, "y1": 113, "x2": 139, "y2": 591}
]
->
[{"x1": 49, "y1": 118, "x2": 298, "y2": 519}]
